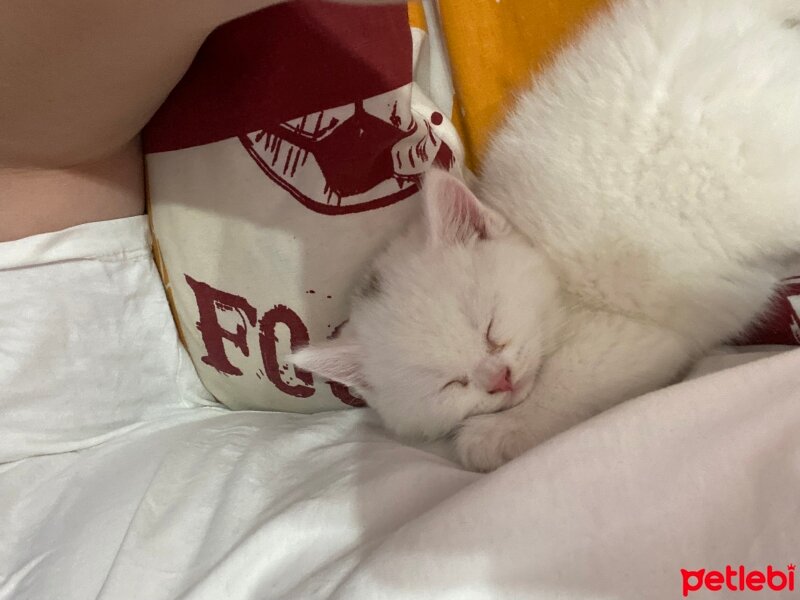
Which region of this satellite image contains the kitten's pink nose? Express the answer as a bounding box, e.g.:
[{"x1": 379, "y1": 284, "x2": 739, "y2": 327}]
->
[{"x1": 488, "y1": 367, "x2": 513, "y2": 394}]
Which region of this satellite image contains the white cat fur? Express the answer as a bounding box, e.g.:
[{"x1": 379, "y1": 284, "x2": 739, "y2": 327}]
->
[{"x1": 292, "y1": 0, "x2": 800, "y2": 471}]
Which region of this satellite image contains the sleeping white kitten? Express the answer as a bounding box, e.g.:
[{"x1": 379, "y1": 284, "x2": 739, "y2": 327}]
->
[{"x1": 293, "y1": 0, "x2": 800, "y2": 471}]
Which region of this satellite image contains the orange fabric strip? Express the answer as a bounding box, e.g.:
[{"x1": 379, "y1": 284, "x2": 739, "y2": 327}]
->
[
  {"x1": 437, "y1": 0, "x2": 607, "y2": 170},
  {"x1": 407, "y1": 0, "x2": 427, "y2": 30}
]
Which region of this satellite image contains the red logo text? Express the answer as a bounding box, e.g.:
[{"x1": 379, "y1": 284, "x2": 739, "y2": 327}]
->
[{"x1": 681, "y1": 565, "x2": 795, "y2": 597}]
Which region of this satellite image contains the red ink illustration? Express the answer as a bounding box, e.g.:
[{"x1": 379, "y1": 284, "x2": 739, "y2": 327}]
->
[
  {"x1": 241, "y1": 89, "x2": 454, "y2": 216},
  {"x1": 259, "y1": 305, "x2": 315, "y2": 398},
  {"x1": 326, "y1": 319, "x2": 367, "y2": 406},
  {"x1": 185, "y1": 275, "x2": 258, "y2": 376},
  {"x1": 736, "y1": 276, "x2": 800, "y2": 345},
  {"x1": 185, "y1": 275, "x2": 366, "y2": 405}
]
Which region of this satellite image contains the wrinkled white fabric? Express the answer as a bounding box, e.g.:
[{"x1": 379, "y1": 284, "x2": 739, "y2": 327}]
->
[
  {"x1": 0, "y1": 217, "x2": 215, "y2": 464},
  {"x1": 1, "y1": 217, "x2": 798, "y2": 600}
]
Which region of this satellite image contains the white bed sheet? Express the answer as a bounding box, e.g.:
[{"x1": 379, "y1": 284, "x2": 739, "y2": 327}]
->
[{"x1": 1, "y1": 217, "x2": 799, "y2": 600}]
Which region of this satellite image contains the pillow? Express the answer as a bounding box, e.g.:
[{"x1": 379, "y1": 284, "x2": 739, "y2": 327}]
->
[{"x1": 144, "y1": 1, "x2": 463, "y2": 412}]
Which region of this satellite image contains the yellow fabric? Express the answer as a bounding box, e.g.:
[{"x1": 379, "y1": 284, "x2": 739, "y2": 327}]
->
[
  {"x1": 145, "y1": 168, "x2": 186, "y2": 346},
  {"x1": 438, "y1": 0, "x2": 608, "y2": 171},
  {"x1": 407, "y1": 1, "x2": 427, "y2": 31}
]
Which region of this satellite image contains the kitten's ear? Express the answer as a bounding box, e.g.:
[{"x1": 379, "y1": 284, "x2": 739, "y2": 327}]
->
[
  {"x1": 289, "y1": 340, "x2": 367, "y2": 389},
  {"x1": 423, "y1": 169, "x2": 510, "y2": 245}
]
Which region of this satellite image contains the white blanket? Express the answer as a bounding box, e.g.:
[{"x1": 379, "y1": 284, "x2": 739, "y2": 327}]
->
[{"x1": 1, "y1": 217, "x2": 798, "y2": 600}]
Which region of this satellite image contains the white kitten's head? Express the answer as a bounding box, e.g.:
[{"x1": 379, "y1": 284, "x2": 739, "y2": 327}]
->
[{"x1": 291, "y1": 170, "x2": 562, "y2": 440}]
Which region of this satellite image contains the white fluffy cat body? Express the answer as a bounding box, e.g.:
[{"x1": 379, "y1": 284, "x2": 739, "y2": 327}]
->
[
  {"x1": 294, "y1": 0, "x2": 800, "y2": 471},
  {"x1": 482, "y1": 0, "x2": 800, "y2": 345}
]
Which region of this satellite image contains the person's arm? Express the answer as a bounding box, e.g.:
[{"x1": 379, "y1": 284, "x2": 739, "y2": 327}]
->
[
  {"x1": 0, "y1": 0, "x2": 302, "y2": 241},
  {"x1": 0, "y1": 0, "x2": 292, "y2": 168}
]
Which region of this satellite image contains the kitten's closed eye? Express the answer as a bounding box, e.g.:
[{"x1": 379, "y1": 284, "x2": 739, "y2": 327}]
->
[
  {"x1": 485, "y1": 318, "x2": 506, "y2": 353},
  {"x1": 441, "y1": 377, "x2": 469, "y2": 391}
]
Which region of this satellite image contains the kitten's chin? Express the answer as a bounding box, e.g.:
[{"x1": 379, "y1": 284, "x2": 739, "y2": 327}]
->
[
  {"x1": 379, "y1": 412, "x2": 461, "y2": 443},
  {"x1": 507, "y1": 384, "x2": 533, "y2": 410},
  {"x1": 499, "y1": 392, "x2": 524, "y2": 412},
  {"x1": 464, "y1": 390, "x2": 525, "y2": 420}
]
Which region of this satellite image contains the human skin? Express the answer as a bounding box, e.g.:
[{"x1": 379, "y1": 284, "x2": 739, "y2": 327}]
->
[{"x1": 0, "y1": 0, "x2": 399, "y2": 241}]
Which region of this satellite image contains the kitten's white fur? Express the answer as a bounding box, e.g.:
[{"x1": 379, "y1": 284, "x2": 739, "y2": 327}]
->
[{"x1": 292, "y1": 0, "x2": 800, "y2": 471}]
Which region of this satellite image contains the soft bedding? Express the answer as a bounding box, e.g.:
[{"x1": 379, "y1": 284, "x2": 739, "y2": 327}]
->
[{"x1": 2, "y1": 216, "x2": 799, "y2": 600}]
